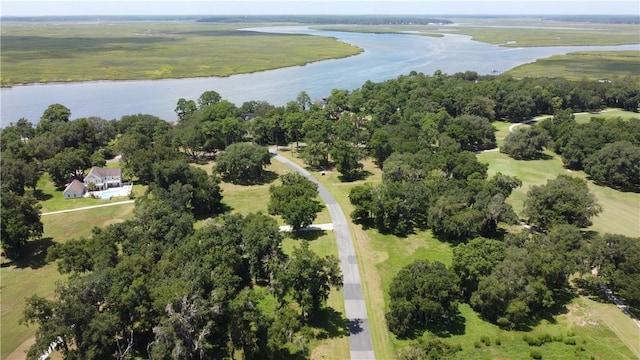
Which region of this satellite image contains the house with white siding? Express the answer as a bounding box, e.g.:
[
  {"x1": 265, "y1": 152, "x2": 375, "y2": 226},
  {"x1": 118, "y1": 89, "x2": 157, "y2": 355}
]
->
[
  {"x1": 63, "y1": 179, "x2": 86, "y2": 199},
  {"x1": 83, "y1": 167, "x2": 122, "y2": 190}
]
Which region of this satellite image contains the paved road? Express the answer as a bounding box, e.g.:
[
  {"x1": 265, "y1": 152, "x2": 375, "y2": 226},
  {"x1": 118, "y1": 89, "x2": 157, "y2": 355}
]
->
[
  {"x1": 271, "y1": 150, "x2": 375, "y2": 360},
  {"x1": 41, "y1": 200, "x2": 135, "y2": 216}
]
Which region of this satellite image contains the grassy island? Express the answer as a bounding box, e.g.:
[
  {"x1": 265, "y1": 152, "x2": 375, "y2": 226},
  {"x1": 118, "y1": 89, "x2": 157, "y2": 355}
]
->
[{"x1": 0, "y1": 22, "x2": 362, "y2": 86}]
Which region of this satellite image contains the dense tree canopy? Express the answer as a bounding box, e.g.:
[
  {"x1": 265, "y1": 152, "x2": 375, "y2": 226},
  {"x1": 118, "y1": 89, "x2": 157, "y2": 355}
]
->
[
  {"x1": 584, "y1": 140, "x2": 640, "y2": 189},
  {"x1": 268, "y1": 173, "x2": 323, "y2": 230},
  {"x1": 387, "y1": 260, "x2": 460, "y2": 337},
  {"x1": 214, "y1": 142, "x2": 271, "y2": 184},
  {"x1": 523, "y1": 175, "x2": 601, "y2": 231},
  {"x1": 1, "y1": 187, "x2": 43, "y2": 259},
  {"x1": 500, "y1": 126, "x2": 551, "y2": 160}
]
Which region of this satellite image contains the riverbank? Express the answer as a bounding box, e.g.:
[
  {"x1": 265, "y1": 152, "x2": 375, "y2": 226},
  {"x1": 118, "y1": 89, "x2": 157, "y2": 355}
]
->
[
  {"x1": 0, "y1": 21, "x2": 362, "y2": 86},
  {"x1": 506, "y1": 50, "x2": 640, "y2": 80}
]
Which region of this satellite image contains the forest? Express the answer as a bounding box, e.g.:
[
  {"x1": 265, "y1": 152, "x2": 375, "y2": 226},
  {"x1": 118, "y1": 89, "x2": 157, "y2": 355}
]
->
[{"x1": 2, "y1": 71, "x2": 640, "y2": 359}]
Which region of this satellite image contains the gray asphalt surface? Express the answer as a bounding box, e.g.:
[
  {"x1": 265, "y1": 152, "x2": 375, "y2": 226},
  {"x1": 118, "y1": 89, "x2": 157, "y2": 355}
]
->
[{"x1": 272, "y1": 150, "x2": 375, "y2": 360}]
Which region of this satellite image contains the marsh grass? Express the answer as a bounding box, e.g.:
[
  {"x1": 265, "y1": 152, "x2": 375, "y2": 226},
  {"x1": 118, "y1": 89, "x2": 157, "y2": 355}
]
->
[
  {"x1": 507, "y1": 51, "x2": 640, "y2": 80},
  {"x1": 316, "y1": 20, "x2": 639, "y2": 47},
  {"x1": 1, "y1": 22, "x2": 362, "y2": 85}
]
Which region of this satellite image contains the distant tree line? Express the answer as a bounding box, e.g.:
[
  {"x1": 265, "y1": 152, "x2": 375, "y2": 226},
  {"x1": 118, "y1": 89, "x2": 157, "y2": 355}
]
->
[{"x1": 197, "y1": 15, "x2": 453, "y2": 25}]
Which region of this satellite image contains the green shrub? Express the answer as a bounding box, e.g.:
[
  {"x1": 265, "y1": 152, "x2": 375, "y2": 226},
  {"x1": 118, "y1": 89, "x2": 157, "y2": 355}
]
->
[
  {"x1": 495, "y1": 338, "x2": 502, "y2": 346},
  {"x1": 523, "y1": 334, "x2": 542, "y2": 346},
  {"x1": 530, "y1": 349, "x2": 543, "y2": 359},
  {"x1": 564, "y1": 338, "x2": 577, "y2": 345},
  {"x1": 480, "y1": 335, "x2": 491, "y2": 346}
]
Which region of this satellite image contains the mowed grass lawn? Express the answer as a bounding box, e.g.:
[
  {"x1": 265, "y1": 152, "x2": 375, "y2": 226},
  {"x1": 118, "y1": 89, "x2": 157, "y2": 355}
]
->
[
  {"x1": 0, "y1": 22, "x2": 362, "y2": 85},
  {"x1": 574, "y1": 108, "x2": 640, "y2": 124},
  {"x1": 477, "y1": 149, "x2": 640, "y2": 238},
  {"x1": 507, "y1": 51, "x2": 640, "y2": 81},
  {"x1": 1, "y1": 204, "x2": 135, "y2": 360}
]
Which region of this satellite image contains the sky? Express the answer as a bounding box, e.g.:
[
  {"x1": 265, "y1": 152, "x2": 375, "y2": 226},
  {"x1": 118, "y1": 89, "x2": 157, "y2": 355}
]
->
[{"x1": 1, "y1": 0, "x2": 639, "y2": 16}]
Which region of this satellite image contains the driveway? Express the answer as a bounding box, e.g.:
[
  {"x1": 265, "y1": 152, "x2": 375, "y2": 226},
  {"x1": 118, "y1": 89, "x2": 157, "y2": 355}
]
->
[{"x1": 271, "y1": 149, "x2": 375, "y2": 360}]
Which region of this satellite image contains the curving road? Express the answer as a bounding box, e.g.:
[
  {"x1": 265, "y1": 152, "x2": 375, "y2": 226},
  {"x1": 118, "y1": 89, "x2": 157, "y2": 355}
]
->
[{"x1": 271, "y1": 149, "x2": 375, "y2": 360}]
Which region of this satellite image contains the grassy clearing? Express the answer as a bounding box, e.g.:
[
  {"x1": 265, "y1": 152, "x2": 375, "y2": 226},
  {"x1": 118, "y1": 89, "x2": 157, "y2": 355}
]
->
[
  {"x1": 1, "y1": 204, "x2": 135, "y2": 360},
  {"x1": 192, "y1": 159, "x2": 331, "y2": 227},
  {"x1": 35, "y1": 173, "x2": 135, "y2": 213},
  {"x1": 507, "y1": 51, "x2": 640, "y2": 81},
  {"x1": 477, "y1": 150, "x2": 640, "y2": 238},
  {"x1": 0, "y1": 21, "x2": 362, "y2": 85},
  {"x1": 574, "y1": 108, "x2": 640, "y2": 124}
]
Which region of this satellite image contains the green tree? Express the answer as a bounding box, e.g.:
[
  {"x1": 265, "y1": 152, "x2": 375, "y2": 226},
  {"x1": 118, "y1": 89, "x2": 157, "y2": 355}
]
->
[
  {"x1": 452, "y1": 237, "x2": 506, "y2": 298},
  {"x1": 584, "y1": 140, "x2": 640, "y2": 189},
  {"x1": 500, "y1": 126, "x2": 551, "y2": 160},
  {"x1": 1, "y1": 188, "x2": 43, "y2": 259},
  {"x1": 175, "y1": 97, "x2": 198, "y2": 121},
  {"x1": 214, "y1": 142, "x2": 271, "y2": 184},
  {"x1": 241, "y1": 212, "x2": 284, "y2": 282},
  {"x1": 386, "y1": 260, "x2": 460, "y2": 338},
  {"x1": 444, "y1": 114, "x2": 496, "y2": 152},
  {"x1": 398, "y1": 336, "x2": 462, "y2": 360},
  {"x1": 275, "y1": 241, "x2": 342, "y2": 319},
  {"x1": 268, "y1": 173, "x2": 323, "y2": 230},
  {"x1": 0, "y1": 157, "x2": 39, "y2": 195},
  {"x1": 368, "y1": 128, "x2": 393, "y2": 168},
  {"x1": 523, "y1": 175, "x2": 601, "y2": 231},
  {"x1": 197, "y1": 90, "x2": 222, "y2": 108},
  {"x1": 44, "y1": 148, "x2": 91, "y2": 188},
  {"x1": 330, "y1": 140, "x2": 363, "y2": 181}
]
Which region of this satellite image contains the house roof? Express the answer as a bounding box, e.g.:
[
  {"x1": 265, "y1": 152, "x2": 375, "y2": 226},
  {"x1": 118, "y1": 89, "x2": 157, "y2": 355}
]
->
[
  {"x1": 64, "y1": 179, "x2": 85, "y2": 193},
  {"x1": 86, "y1": 167, "x2": 121, "y2": 179}
]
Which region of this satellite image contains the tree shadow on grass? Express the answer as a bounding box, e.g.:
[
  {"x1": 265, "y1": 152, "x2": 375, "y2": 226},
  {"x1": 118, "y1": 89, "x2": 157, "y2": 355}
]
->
[
  {"x1": 288, "y1": 230, "x2": 327, "y2": 241},
  {"x1": 32, "y1": 189, "x2": 53, "y2": 201},
  {"x1": 308, "y1": 306, "x2": 348, "y2": 339},
  {"x1": 225, "y1": 170, "x2": 279, "y2": 186},
  {"x1": 587, "y1": 177, "x2": 640, "y2": 193},
  {"x1": 511, "y1": 289, "x2": 576, "y2": 331},
  {"x1": 337, "y1": 169, "x2": 373, "y2": 183},
  {"x1": 429, "y1": 312, "x2": 466, "y2": 338},
  {"x1": 3, "y1": 237, "x2": 56, "y2": 270}
]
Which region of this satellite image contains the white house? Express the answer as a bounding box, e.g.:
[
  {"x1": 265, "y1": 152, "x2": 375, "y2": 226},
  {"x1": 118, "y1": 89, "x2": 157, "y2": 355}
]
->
[
  {"x1": 63, "y1": 179, "x2": 86, "y2": 199},
  {"x1": 84, "y1": 167, "x2": 122, "y2": 190}
]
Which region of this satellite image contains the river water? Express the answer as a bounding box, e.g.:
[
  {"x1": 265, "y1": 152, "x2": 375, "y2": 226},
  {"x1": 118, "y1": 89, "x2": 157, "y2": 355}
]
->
[{"x1": 1, "y1": 26, "x2": 638, "y2": 125}]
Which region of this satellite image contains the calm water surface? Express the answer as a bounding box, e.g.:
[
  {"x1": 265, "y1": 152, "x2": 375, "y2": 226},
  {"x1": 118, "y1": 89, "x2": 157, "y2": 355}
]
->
[{"x1": 1, "y1": 26, "x2": 638, "y2": 125}]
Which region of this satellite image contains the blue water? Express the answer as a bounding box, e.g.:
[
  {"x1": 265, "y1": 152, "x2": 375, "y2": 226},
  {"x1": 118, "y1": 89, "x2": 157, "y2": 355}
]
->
[{"x1": 1, "y1": 26, "x2": 638, "y2": 125}]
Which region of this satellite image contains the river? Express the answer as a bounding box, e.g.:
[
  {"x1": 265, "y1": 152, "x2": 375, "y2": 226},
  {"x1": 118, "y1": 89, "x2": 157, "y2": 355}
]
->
[{"x1": 1, "y1": 26, "x2": 638, "y2": 125}]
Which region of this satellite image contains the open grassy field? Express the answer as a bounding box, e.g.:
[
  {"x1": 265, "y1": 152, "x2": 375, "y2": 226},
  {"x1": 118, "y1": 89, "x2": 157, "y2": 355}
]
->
[
  {"x1": 1, "y1": 203, "x2": 136, "y2": 360},
  {"x1": 0, "y1": 21, "x2": 362, "y2": 85},
  {"x1": 507, "y1": 51, "x2": 640, "y2": 80},
  {"x1": 477, "y1": 148, "x2": 640, "y2": 238}
]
